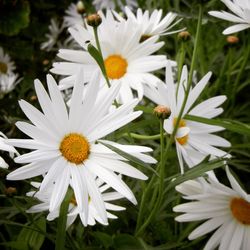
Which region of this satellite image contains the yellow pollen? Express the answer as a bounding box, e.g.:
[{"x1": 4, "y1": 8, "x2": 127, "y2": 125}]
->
[
  {"x1": 0, "y1": 62, "x2": 8, "y2": 74},
  {"x1": 60, "y1": 133, "x2": 90, "y2": 165},
  {"x1": 104, "y1": 55, "x2": 127, "y2": 79},
  {"x1": 173, "y1": 118, "x2": 188, "y2": 145},
  {"x1": 70, "y1": 195, "x2": 91, "y2": 207},
  {"x1": 230, "y1": 197, "x2": 250, "y2": 225}
]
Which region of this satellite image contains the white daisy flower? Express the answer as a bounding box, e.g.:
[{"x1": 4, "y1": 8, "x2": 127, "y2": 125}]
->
[
  {"x1": 0, "y1": 132, "x2": 18, "y2": 169},
  {"x1": 93, "y1": 0, "x2": 137, "y2": 10},
  {"x1": 40, "y1": 18, "x2": 65, "y2": 52},
  {"x1": 174, "y1": 166, "x2": 250, "y2": 250},
  {"x1": 0, "y1": 47, "x2": 21, "y2": 95},
  {"x1": 27, "y1": 178, "x2": 125, "y2": 227},
  {"x1": 144, "y1": 62, "x2": 231, "y2": 173},
  {"x1": 0, "y1": 73, "x2": 21, "y2": 96},
  {"x1": 64, "y1": 3, "x2": 84, "y2": 28},
  {"x1": 51, "y1": 10, "x2": 168, "y2": 103},
  {"x1": 208, "y1": 0, "x2": 250, "y2": 35},
  {"x1": 0, "y1": 47, "x2": 15, "y2": 75},
  {"x1": 6, "y1": 70, "x2": 156, "y2": 224},
  {"x1": 113, "y1": 7, "x2": 184, "y2": 39}
]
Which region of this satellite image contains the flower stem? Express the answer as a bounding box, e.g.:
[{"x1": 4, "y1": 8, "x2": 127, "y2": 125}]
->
[
  {"x1": 55, "y1": 188, "x2": 73, "y2": 250},
  {"x1": 135, "y1": 5, "x2": 203, "y2": 236},
  {"x1": 92, "y1": 26, "x2": 119, "y2": 107}
]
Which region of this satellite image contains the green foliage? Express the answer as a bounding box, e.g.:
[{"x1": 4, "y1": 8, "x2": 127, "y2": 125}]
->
[
  {"x1": 0, "y1": 0, "x2": 30, "y2": 36},
  {"x1": 0, "y1": 0, "x2": 250, "y2": 249}
]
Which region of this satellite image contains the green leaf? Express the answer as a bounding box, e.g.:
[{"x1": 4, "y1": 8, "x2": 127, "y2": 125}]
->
[
  {"x1": 17, "y1": 217, "x2": 46, "y2": 250},
  {"x1": 99, "y1": 141, "x2": 159, "y2": 177},
  {"x1": 185, "y1": 114, "x2": 250, "y2": 137},
  {"x1": 0, "y1": 0, "x2": 30, "y2": 36},
  {"x1": 87, "y1": 43, "x2": 106, "y2": 76},
  {"x1": 55, "y1": 188, "x2": 74, "y2": 250},
  {"x1": 0, "y1": 217, "x2": 47, "y2": 250},
  {"x1": 91, "y1": 232, "x2": 113, "y2": 249},
  {"x1": 166, "y1": 158, "x2": 225, "y2": 190},
  {"x1": 113, "y1": 234, "x2": 142, "y2": 250}
]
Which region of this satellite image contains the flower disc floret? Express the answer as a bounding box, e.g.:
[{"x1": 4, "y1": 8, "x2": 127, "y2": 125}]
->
[
  {"x1": 230, "y1": 197, "x2": 250, "y2": 225},
  {"x1": 104, "y1": 55, "x2": 128, "y2": 80},
  {"x1": 0, "y1": 62, "x2": 8, "y2": 74},
  {"x1": 174, "y1": 118, "x2": 188, "y2": 145},
  {"x1": 60, "y1": 133, "x2": 90, "y2": 164}
]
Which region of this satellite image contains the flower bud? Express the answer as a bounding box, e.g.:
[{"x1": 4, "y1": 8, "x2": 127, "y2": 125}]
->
[
  {"x1": 178, "y1": 31, "x2": 191, "y2": 41},
  {"x1": 4, "y1": 186, "x2": 17, "y2": 196},
  {"x1": 227, "y1": 35, "x2": 239, "y2": 44},
  {"x1": 153, "y1": 105, "x2": 171, "y2": 119},
  {"x1": 87, "y1": 14, "x2": 102, "y2": 27},
  {"x1": 76, "y1": 1, "x2": 85, "y2": 15}
]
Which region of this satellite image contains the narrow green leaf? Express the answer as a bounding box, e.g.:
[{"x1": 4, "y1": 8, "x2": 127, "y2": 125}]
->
[
  {"x1": 185, "y1": 114, "x2": 250, "y2": 136},
  {"x1": 55, "y1": 188, "x2": 74, "y2": 250},
  {"x1": 99, "y1": 141, "x2": 159, "y2": 176},
  {"x1": 87, "y1": 43, "x2": 106, "y2": 76},
  {"x1": 167, "y1": 158, "x2": 225, "y2": 190}
]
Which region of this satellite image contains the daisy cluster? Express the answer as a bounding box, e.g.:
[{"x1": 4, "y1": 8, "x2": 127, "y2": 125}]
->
[{"x1": 0, "y1": 0, "x2": 250, "y2": 249}]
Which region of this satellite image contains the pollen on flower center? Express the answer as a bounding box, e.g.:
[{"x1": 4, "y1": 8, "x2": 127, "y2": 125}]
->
[
  {"x1": 104, "y1": 55, "x2": 128, "y2": 79},
  {"x1": 60, "y1": 133, "x2": 90, "y2": 165},
  {"x1": 230, "y1": 197, "x2": 250, "y2": 225},
  {"x1": 173, "y1": 118, "x2": 188, "y2": 145},
  {"x1": 0, "y1": 62, "x2": 8, "y2": 74}
]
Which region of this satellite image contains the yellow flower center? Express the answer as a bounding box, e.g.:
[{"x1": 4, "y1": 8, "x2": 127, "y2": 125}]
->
[
  {"x1": 0, "y1": 62, "x2": 8, "y2": 74},
  {"x1": 60, "y1": 133, "x2": 90, "y2": 164},
  {"x1": 104, "y1": 55, "x2": 127, "y2": 79},
  {"x1": 230, "y1": 197, "x2": 250, "y2": 225},
  {"x1": 70, "y1": 195, "x2": 91, "y2": 206},
  {"x1": 173, "y1": 118, "x2": 188, "y2": 145}
]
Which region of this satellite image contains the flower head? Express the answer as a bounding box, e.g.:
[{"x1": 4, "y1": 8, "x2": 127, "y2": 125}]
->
[
  {"x1": 93, "y1": 0, "x2": 137, "y2": 10},
  {"x1": 209, "y1": 0, "x2": 250, "y2": 34},
  {"x1": 0, "y1": 132, "x2": 18, "y2": 169},
  {"x1": 40, "y1": 18, "x2": 65, "y2": 52},
  {"x1": 174, "y1": 166, "x2": 250, "y2": 250},
  {"x1": 144, "y1": 62, "x2": 231, "y2": 173},
  {"x1": 64, "y1": 3, "x2": 84, "y2": 28},
  {"x1": 113, "y1": 7, "x2": 184, "y2": 39},
  {"x1": 51, "y1": 10, "x2": 169, "y2": 103},
  {"x1": 0, "y1": 47, "x2": 20, "y2": 95},
  {"x1": 7, "y1": 70, "x2": 156, "y2": 224},
  {"x1": 27, "y1": 178, "x2": 126, "y2": 227}
]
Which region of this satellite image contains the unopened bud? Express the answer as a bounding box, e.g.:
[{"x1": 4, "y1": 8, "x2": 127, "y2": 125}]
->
[
  {"x1": 153, "y1": 105, "x2": 171, "y2": 119},
  {"x1": 87, "y1": 14, "x2": 102, "y2": 27},
  {"x1": 30, "y1": 95, "x2": 37, "y2": 101},
  {"x1": 5, "y1": 186, "x2": 17, "y2": 196},
  {"x1": 178, "y1": 31, "x2": 191, "y2": 41},
  {"x1": 42, "y1": 59, "x2": 50, "y2": 66},
  {"x1": 76, "y1": 1, "x2": 85, "y2": 15},
  {"x1": 227, "y1": 35, "x2": 239, "y2": 44}
]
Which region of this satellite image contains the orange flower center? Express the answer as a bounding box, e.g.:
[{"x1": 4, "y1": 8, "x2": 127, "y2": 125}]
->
[
  {"x1": 173, "y1": 118, "x2": 188, "y2": 145},
  {"x1": 230, "y1": 197, "x2": 250, "y2": 225},
  {"x1": 104, "y1": 55, "x2": 127, "y2": 79},
  {"x1": 0, "y1": 62, "x2": 8, "y2": 74},
  {"x1": 60, "y1": 133, "x2": 90, "y2": 164}
]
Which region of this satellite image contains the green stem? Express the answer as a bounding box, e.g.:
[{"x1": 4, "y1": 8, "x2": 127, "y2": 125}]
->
[
  {"x1": 92, "y1": 26, "x2": 119, "y2": 107},
  {"x1": 55, "y1": 188, "x2": 73, "y2": 250},
  {"x1": 122, "y1": 132, "x2": 166, "y2": 140},
  {"x1": 135, "y1": 5, "x2": 203, "y2": 236},
  {"x1": 166, "y1": 4, "x2": 203, "y2": 158},
  {"x1": 176, "y1": 41, "x2": 186, "y2": 94},
  {"x1": 232, "y1": 39, "x2": 250, "y2": 106}
]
